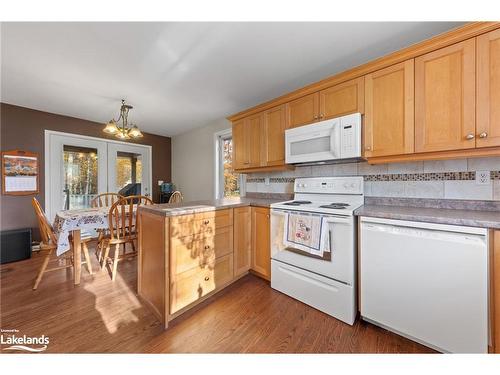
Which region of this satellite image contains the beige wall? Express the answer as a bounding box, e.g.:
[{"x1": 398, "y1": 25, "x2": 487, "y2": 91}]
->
[{"x1": 171, "y1": 118, "x2": 231, "y2": 201}]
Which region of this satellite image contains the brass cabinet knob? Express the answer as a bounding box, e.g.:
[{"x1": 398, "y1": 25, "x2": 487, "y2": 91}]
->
[
  {"x1": 465, "y1": 134, "x2": 475, "y2": 140},
  {"x1": 313, "y1": 115, "x2": 319, "y2": 120},
  {"x1": 204, "y1": 276, "x2": 210, "y2": 281},
  {"x1": 365, "y1": 146, "x2": 371, "y2": 151},
  {"x1": 479, "y1": 132, "x2": 488, "y2": 138},
  {"x1": 203, "y1": 220, "x2": 210, "y2": 225},
  {"x1": 204, "y1": 245, "x2": 210, "y2": 250},
  {"x1": 319, "y1": 114, "x2": 324, "y2": 119}
]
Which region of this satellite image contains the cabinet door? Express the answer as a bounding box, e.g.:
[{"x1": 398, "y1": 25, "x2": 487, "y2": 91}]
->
[
  {"x1": 319, "y1": 77, "x2": 364, "y2": 120},
  {"x1": 233, "y1": 206, "x2": 252, "y2": 277},
  {"x1": 415, "y1": 39, "x2": 476, "y2": 152},
  {"x1": 246, "y1": 113, "x2": 263, "y2": 168},
  {"x1": 261, "y1": 104, "x2": 286, "y2": 167},
  {"x1": 364, "y1": 60, "x2": 414, "y2": 157},
  {"x1": 251, "y1": 207, "x2": 271, "y2": 280},
  {"x1": 285, "y1": 92, "x2": 319, "y2": 128},
  {"x1": 232, "y1": 119, "x2": 247, "y2": 170},
  {"x1": 477, "y1": 29, "x2": 500, "y2": 148}
]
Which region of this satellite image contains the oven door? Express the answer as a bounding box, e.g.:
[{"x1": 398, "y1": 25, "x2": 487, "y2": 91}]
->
[
  {"x1": 270, "y1": 208, "x2": 355, "y2": 285},
  {"x1": 285, "y1": 118, "x2": 341, "y2": 164}
]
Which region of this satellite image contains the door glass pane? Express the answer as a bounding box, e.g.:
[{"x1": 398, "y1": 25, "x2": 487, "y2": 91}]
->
[
  {"x1": 115, "y1": 152, "x2": 142, "y2": 196},
  {"x1": 223, "y1": 138, "x2": 240, "y2": 197},
  {"x1": 63, "y1": 145, "x2": 98, "y2": 210}
]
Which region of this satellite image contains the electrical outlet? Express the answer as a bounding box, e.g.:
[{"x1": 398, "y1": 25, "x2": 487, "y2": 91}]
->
[
  {"x1": 265, "y1": 177, "x2": 270, "y2": 186},
  {"x1": 475, "y1": 171, "x2": 491, "y2": 185}
]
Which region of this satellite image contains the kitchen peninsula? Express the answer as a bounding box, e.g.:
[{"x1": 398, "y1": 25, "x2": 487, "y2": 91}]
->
[{"x1": 137, "y1": 198, "x2": 278, "y2": 328}]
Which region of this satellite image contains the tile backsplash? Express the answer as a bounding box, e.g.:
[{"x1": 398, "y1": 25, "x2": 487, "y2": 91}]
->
[{"x1": 245, "y1": 157, "x2": 500, "y2": 201}]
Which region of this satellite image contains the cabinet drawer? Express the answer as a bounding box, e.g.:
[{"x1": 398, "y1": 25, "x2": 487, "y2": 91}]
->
[
  {"x1": 171, "y1": 209, "x2": 233, "y2": 237},
  {"x1": 171, "y1": 226, "x2": 233, "y2": 275},
  {"x1": 170, "y1": 254, "x2": 234, "y2": 314}
]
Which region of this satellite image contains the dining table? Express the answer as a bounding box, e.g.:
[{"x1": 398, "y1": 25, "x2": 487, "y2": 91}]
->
[{"x1": 53, "y1": 206, "x2": 110, "y2": 285}]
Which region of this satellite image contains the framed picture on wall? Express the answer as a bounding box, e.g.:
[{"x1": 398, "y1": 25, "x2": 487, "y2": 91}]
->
[{"x1": 2, "y1": 150, "x2": 39, "y2": 195}]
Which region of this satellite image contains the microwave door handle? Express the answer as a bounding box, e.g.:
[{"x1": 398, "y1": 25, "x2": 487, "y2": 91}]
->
[{"x1": 330, "y1": 122, "x2": 339, "y2": 158}]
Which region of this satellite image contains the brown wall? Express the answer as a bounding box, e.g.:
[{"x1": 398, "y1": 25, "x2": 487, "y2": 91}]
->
[{"x1": 0, "y1": 103, "x2": 171, "y2": 236}]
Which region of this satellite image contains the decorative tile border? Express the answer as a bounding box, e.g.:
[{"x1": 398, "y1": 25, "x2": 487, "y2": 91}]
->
[
  {"x1": 246, "y1": 177, "x2": 265, "y2": 183},
  {"x1": 247, "y1": 171, "x2": 500, "y2": 183},
  {"x1": 363, "y1": 171, "x2": 477, "y2": 182},
  {"x1": 270, "y1": 177, "x2": 295, "y2": 183}
]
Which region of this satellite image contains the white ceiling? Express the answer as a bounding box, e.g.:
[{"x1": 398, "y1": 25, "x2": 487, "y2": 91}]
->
[{"x1": 1, "y1": 22, "x2": 464, "y2": 137}]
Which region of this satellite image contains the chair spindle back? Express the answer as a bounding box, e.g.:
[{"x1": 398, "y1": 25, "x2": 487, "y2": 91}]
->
[
  {"x1": 108, "y1": 195, "x2": 153, "y2": 240},
  {"x1": 31, "y1": 197, "x2": 58, "y2": 246}
]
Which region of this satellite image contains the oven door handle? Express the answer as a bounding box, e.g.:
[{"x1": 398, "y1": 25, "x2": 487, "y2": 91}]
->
[{"x1": 324, "y1": 217, "x2": 351, "y2": 224}]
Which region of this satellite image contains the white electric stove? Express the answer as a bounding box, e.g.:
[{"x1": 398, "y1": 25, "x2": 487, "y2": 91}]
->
[{"x1": 270, "y1": 176, "x2": 364, "y2": 325}]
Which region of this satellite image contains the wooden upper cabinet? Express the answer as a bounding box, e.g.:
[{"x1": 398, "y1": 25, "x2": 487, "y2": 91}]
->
[
  {"x1": 477, "y1": 29, "x2": 500, "y2": 148},
  {"x1": 415, "y1": 39, "x2": 476, "y2": 153},
  {"x1": 261, "y1": 105, "x2": 286, "y2": 167},
  {"x1": 285, "y1": 92, "x2": 319, "y2": 128},
  {"x1": 319, "y1": 77, "x2": 364, "y2": 120},
  {"x1": 246, "y1": 113, "x2": 263, "y2": 168},
  {"x1": 232, "y1": 119, "x2": 246, "y2": 170},
  {"x1": 233, "y1": 207, "x2": 252, "y2": 277},
  {"x1": 364, "y1": 60, "x2": 415, "y2": 158},
  {"x1": 233, "y1": 114, "x2": 262, "y2": 170}
]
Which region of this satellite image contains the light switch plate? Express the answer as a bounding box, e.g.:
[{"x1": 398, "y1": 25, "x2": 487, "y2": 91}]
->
[
  {"x1": 475, "y1": 171, "x2": 490, "y2": 185},
  {"x1": 158, "y1": 180, "x2": 164, "y2": 186}
]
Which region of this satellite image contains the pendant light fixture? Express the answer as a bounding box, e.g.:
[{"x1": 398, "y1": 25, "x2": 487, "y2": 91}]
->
[{"x1": 103, "y1": 99, "x2": 143, "y2": 139}]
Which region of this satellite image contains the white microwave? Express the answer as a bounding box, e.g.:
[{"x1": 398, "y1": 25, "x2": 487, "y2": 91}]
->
[{"x1": 285, "y1": 113, "x2": 362, "y2": 165}]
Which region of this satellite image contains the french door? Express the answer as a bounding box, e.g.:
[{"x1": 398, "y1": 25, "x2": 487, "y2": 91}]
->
[{"x1": 45, "y1": 131, "x2": 151, "y2": 221}]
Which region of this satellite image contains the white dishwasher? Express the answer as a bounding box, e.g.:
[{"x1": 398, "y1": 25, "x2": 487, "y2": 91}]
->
[{"x1": 360, "y1": 217, "x2": 489, "y2": 353}]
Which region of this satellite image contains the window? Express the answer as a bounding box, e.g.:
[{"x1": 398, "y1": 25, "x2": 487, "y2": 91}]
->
[{"x1": 215, "y1": 129, "x2": 244, "y2": 199}]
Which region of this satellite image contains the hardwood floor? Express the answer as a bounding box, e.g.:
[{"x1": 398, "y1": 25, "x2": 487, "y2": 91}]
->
[{"x1": 0, "y1": 246, "x2": 434, "y2": 353}]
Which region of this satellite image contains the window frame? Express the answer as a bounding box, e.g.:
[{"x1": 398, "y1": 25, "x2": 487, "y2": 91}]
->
[{"x1": 214, "y1": 128, "x2": 245, "y2": 199}]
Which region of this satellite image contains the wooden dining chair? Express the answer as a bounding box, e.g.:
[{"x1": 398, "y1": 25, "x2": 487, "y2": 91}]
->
[
  {"x1": 31, "y1": 197, "x2": 93, "y2": 290},
  {"x1": 168, "y1": 191, "x2": 183, "y2": 203},
  {"x1": 101, "y1": 195, "x2": 153, "y2": 281},
  {"x1": 91, "y1": 193, "x2": 123, "y2": 262}
]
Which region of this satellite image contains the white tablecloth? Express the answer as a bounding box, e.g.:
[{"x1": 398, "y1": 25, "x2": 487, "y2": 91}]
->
[{"x1": 53, "y1": 207, "x2": 108, "y2": 256}]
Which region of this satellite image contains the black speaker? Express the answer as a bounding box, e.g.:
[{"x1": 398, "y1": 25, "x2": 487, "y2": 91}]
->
[{"x1": 0, "y1": 228, "x2": 32, "y2": 264}]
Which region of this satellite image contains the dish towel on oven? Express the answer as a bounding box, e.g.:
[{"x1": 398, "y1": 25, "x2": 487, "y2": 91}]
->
[{"x1": 283, "y1": 212, "x2": 330, "y2": 257}]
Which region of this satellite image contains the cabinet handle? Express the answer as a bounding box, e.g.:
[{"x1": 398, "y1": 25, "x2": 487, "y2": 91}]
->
[
  {"x1": 479, "y1": 132, "x2": 488, "y2": 139},
  {"x1": 365, "y1": 146, "x2": 371, "y2": 151},
  {"x1": 465, "y1": 134, "x2": 475, "y2": 140},
  {"x1": 203, "y1": 220, "x2": 210, "y2": 225},
  {"x1": 204, "y1": 245, "x2": 210, "y2": 250},
  {"x1": 313, "y1": 115, "x2": 318, "y2": 120},
  {"x1": 319, "y1": 114, "x2": 324, "y2": 119},
  {"x1": 204, "y1": 276, "x2": 210, "y2": 281}
]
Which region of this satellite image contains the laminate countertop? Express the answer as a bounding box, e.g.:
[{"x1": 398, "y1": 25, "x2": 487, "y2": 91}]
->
[
  {"x1": 354, "y1": 200, "x2": 500, "y2": 230},
  {"x1": 138, "y1": 197, "x2": 282, "y2": 217}
]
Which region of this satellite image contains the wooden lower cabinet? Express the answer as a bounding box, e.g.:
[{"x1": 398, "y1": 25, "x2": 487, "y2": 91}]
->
[
  {"x1": 233, "y1": 206, "x2": 252, "y2": 277},
  {"x1": 170, "y1": 254, "x2": 234, "y2": 314},
  {"x1": 251, "y1": 207, "x2": 271, "y2": 281},
  {"x1": 138, "y1": 205, "x2": 272, "y2": 328}
]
